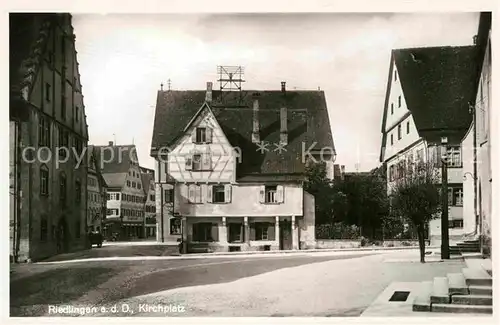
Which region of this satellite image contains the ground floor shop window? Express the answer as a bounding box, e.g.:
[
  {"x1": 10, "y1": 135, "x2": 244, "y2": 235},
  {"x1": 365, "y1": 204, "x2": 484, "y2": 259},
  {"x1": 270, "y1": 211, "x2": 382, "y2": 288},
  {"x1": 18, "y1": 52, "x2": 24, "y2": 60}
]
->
[
  {"x1": 192, "y1": 222, "x2": 215, "y2": 242},
  {"x1": 228, "y1": 223, "x2": 243, "y2": 242},
  {"x1": 170, "y1": 218, "x2": 181, "y2": 235}
]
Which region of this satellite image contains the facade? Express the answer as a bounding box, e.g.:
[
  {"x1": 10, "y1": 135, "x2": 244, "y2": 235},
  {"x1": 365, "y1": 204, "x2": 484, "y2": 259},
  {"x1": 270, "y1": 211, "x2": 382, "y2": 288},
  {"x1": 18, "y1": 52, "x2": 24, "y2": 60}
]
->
[
  {"x1": 98, "y1": 143, "x2": 146, "y2": 239},
  {"x1": 140, "y1": 167, "x2": 157, "y2": 238},
  {"x1": 379, "y1": 45, "x2": 478, "y2": 245},
  {"x1": 87, "y1": 145, "x2": 108, "y2": 232},
  {"x1": 150, "y1": 82, "x2": 335, "y2": 252},
  {"x1": 9, "y1": 13, "x2": 89, "y2": 262},
  {"x1": 466, "y1": 12, "x2": 492, "y2": 256}
]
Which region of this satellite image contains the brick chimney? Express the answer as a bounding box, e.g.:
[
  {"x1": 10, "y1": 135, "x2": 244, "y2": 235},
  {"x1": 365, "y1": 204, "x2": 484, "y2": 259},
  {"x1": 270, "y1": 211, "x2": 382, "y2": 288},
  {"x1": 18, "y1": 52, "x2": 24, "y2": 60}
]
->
[
  {"x1": 281, "y1": 81, "x2": 286, "y2": 93},
  {"x1": 280, "y1": 106, "x2": 288, "y2": 145},
  {"x1": 205, "y1": 82, "x2": 213, "y2": 103},
  {"x1": 108, "y1": 141, "x2": 114, "y2": 146},
  {"x1": 252, "y1": 93, "x2": 260, "y2": 143}
]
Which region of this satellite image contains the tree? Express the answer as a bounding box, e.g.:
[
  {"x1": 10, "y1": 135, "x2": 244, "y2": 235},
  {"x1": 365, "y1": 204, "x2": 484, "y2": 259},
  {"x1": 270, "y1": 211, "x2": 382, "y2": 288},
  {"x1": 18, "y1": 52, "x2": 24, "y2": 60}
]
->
[
  {"x1": 304, "y1": 162, "x2": 342, "y2": 225},
  {"x1": 390, "y1": 161, "x2": 442, "y2": 263}
]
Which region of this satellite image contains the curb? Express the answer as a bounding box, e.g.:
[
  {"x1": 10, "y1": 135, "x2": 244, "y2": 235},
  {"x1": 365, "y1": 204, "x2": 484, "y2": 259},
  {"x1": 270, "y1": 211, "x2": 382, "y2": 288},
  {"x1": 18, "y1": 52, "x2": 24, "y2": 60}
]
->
[
  {"x1": 186, "y1": 245, "x2": 440, "y2": 257},
  {"x1": 34, "y1": 245, "x2": 439, "y2": 265}
]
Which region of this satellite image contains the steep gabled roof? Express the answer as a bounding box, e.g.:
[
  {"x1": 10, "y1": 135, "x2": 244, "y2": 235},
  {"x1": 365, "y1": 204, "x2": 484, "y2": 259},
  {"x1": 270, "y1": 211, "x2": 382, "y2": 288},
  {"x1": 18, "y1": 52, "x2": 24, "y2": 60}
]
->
[
  {"x1": 150, "y1": 90, "x2": 335, "y2": 179},
  {"x1": 140, "y1": 172, "x2": 153, "y2": 195},
  {"x1": 93, "y1": 144, "x2": 137, "y2": 189},
  {"x1": 380, "y1": 45, "x2": 478, "y2": 161}
]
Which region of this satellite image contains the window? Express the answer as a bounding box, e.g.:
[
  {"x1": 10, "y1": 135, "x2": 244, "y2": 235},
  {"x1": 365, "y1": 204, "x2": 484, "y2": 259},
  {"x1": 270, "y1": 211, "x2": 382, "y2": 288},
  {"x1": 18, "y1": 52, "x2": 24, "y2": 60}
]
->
[
  {"x1": 107, "y1": 209, "x2": 112, "y2": 215},
  {"x1": 164, "y1": 189, "x2": 174, "y2": 203},
  {"x1": 107, "y1": 193, "x2": 110, "y2": 200},
  {"x1": 75, "y1": 106, "x2": 79, "y2": 122},
  {"x1": 260, "y1": 185, "x2": 283, "y2": 204},
  {"x1": 188, "y1": 185, "x2": 202, "y2": 203},
  {"x1": 446, "y1": 146, "x2": 462, "y2": 167},
  {"x1": 229, "y1": 223, "x2": 243, "y2": 243},
  {"x1": 138, "y1": 183, "x2": 141, "y2": 190},
  {"x1": 397, "y1": 124, "x2": 402, "y2": 140},
  {"x1": 45, "y1": 83, "x2": 51, "y2": 102},
  {"x1": 58, "y1": 127, "x2": 69, "y2": 159},
  {"x1": 398, "y1": 95, "x2": 401, "y2": 107},
  {"x1": 391, "y1": 103, "x2": 394, "y2": 115},
  {"x1": 265, "y1": 186, "x2": 277, "y2": 203},
  {"x1": 192, "y1": 223, "x2": 214, "y2": 242},
  {"x1": 38, "y1": 116, "x2": 50, "y2": 147},
  {"x1": 390, "y1": 134, "x2": 394, "y2": 145},
  {"x1": 40, "y1": 215, "x2": 48, "y2": 241},
  {"x1": 186, "y1": 152, "x2": 212, "y2": 171},
  {"x1": 75, "y1": 180, "x2": 81, "y2": 204},
  {"x1": 132, "y1": 182, "x2": 136, "y2": 188},
  {"x1": 40, "y1": 165, "x2": 49, "y2": 196},
  {"x1": 116, "y1": 193, "x2": 120, "y2": 200},
  {"x1": 449, "y1": 219, "x2": 464, "y2": 229},
  {"x1": 75, "y1": 220, "x2": 81, "y2": 238},
  {"x1": 196, "y1": 127, "x2": 206, "y2": 143},
  {"x1": 150, "y1": 194, "x2": 155, "y2": 201},
  {"x1": 255, "y1": 223, "x2": 269, "y2": 241},
  {"x1": 60, "y1": 173, "x2": 67, "y2": 207},
  {"x1": 213, "y1": 185, "x2": 225, "y2": 203},
  {"x1": 448, "y1": 186, "x2": 463, "y2": 206},
  {"x1": 170, "y1": 218, "x2": 181, "y2": 235},
  {"x1": 127, "y1": 180, "x2": 131, "y2": 187},
  {"x1": 192, "y1": 154, "x2": 202, "y2": 171},
  {"x1": 406, "y1": 121, "x2": 410, "y2": 134}
]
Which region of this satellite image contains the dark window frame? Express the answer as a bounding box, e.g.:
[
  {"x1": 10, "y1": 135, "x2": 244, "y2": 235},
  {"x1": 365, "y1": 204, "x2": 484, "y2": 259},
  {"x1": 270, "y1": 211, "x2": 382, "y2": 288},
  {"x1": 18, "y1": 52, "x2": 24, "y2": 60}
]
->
[{"x1": 213, "y1": 185, "x2": 225, "y2": 203}]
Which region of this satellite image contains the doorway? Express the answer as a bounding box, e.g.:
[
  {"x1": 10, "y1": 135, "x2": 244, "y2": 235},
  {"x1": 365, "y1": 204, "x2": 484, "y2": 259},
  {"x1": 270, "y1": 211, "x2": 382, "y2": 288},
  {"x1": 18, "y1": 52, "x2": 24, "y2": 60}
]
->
[{"x1": 279, "y1": 219, "x2": 292, "y2": 250}]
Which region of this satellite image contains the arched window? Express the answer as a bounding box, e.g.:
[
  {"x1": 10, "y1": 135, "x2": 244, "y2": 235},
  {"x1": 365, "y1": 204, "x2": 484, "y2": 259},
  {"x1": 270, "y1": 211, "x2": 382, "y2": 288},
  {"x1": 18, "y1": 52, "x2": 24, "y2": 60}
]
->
[{"x1": 40, "y1": 164, "x2": 49, "y2": 196}]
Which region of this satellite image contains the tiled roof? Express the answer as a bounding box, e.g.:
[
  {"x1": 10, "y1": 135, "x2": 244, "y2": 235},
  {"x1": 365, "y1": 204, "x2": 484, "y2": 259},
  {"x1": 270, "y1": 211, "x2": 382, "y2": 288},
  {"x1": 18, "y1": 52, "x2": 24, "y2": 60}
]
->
[
  {"x1": 10, "y1": 14, "x2": 54, "y2": 121},
  {"x1": 140, "y1": 172, "x2": 153, "y2": 194},
  {"x1": 102, "y1": 173, "x2": 126, "y2": 191},
  {"x1": 380, "y1": 45, "x2": 479, "y2": 161},
  {"x1": 151, "y1": 90, "x2": 335, "y2": 178},
  {"x1": 93, "y1": 144, "x2": 137, "y2": 175},
  {"x1": 393, "y1": 46, "x2": 477, "y2": 134}
]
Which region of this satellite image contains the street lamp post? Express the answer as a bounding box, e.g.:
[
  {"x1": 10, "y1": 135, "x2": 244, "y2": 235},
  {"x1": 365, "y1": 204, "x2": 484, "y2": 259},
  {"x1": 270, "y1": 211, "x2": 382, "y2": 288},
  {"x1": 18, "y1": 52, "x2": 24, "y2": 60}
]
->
[{"x1": 440, "y1": 137, "x2": 450, "y2": 259}]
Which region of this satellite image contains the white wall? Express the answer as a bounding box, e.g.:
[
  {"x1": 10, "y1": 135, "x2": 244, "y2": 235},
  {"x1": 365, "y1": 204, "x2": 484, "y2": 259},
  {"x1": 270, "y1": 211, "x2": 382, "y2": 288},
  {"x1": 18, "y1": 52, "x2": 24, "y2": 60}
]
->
[{"x1": 462, "y1": 125, "x2": 475, "y2": 234}]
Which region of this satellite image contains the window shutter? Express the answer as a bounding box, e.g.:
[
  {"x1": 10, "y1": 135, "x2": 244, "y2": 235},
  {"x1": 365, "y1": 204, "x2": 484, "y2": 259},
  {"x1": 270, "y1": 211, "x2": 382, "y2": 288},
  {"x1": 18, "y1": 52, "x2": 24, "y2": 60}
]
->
[
  {"x1": 202, "y1": 152, "x2": 211, "y2": 170},
  {"x1": 185, "y1": 155, "x2": 193, "y2": 170},
  {"x1": 206, "y1": 185, "x2": 213, "y2": 203},
  {"x1": 268, "y1": 223, "x2": 276, "y2": 240},
  {"x1": 249, "y1": 223, "x2": 256, "y2": 240},
  {"x1": 276, "y1": 185, "x2": 284, "y2": 203},
  {"x1": 195, "y1": 185, "x2": 202, "y2": 203},
  {"x1": 188, "y1": 185, "x2": 195, "y2": 203},
  {"x1": 259, "y1": 186, "x2": 265, "y2": 203},
  {"x1": 224, "y1": 184, "x2": 232, "y2": 203},
  {"x1": 192, "y1": 129, "x2": 197, "y2": 143},
  {"x1": 211, "y1": 223, "x2": 219, "y2": 241},
  {"x1": 206, "y1": 127, "x2": 213, "y2": 143}
]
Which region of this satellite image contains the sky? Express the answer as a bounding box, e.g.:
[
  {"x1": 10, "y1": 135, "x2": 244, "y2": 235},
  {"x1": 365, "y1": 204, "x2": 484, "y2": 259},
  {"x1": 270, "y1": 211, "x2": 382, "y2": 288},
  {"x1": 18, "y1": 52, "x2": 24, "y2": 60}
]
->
[{"x1": 72, "y1": 12, "x2": 480, "y2": 172}]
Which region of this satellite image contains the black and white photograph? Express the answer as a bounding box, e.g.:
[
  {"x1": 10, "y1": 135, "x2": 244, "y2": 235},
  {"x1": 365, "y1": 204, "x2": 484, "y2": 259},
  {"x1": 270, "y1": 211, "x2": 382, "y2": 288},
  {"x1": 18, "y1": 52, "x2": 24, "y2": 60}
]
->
[{"x1": 6, "y1": 0, "x2": 497, "y2": 320}]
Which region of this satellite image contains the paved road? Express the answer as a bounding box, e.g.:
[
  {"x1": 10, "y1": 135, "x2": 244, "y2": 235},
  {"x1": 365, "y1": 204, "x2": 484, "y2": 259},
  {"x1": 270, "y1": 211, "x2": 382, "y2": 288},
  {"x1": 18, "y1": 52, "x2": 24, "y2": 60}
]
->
[{"x1": 10, "y1": 253, "x2": 373, "y2": 316}]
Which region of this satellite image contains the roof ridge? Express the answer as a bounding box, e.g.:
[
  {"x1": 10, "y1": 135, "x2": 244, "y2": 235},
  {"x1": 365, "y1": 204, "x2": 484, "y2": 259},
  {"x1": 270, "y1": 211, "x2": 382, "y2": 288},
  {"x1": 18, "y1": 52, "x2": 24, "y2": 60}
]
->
[{"x1": 392, "y1": 45, "x2": 475, "y2": 52}]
